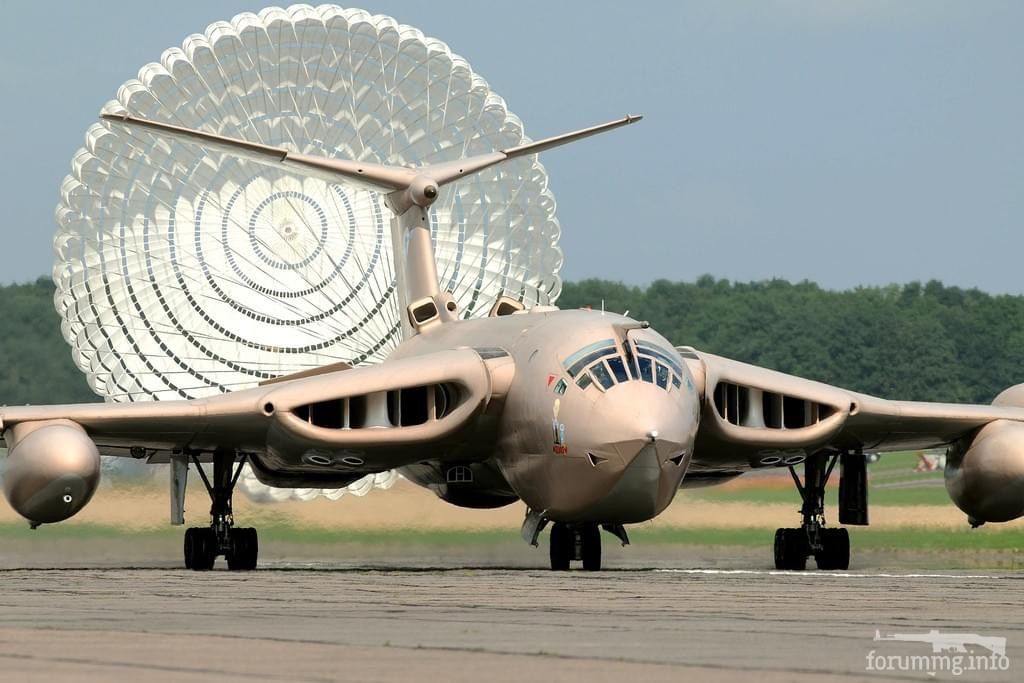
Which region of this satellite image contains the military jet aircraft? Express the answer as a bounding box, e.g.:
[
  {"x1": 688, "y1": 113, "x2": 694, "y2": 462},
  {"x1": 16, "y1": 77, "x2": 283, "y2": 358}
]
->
[{"x1": 3, "y1": 112, "x2": 1024, "y2": 572}]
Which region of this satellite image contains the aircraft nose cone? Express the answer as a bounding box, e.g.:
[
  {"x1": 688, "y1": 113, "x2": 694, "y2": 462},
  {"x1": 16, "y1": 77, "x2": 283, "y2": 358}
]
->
[
  {"x1": 598, "y1": 389, "x2": 693, "y2": 469},
  {"x1": 579, "y1": 438, "x2": 673, "y2": 524},
  {"x1": 576, "y1": 383, "x2": 697, "y2": 523}
]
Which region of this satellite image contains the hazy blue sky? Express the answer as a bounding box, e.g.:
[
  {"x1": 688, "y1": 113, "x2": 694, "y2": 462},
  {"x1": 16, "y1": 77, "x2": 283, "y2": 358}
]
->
[{"x1": 0, "y1": 1, "x2": 1021, "y2": 291}]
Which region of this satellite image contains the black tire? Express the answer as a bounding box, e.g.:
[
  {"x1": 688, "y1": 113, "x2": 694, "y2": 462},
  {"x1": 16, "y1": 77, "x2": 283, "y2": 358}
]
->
[
  {"x1": 773, "y1": 528, "x2": 807, "y2": 570},
  {"x1": 228, "y1": 527, "x2": 259, "y2": 571},
  {"x1": 581, "y1": 524, "x2": 601, "y2": 571},
  {"x1": 198, "y1": 528, "x2": 217, "y2": 571},
  {"x1": 815, "y1": 528, "x2": 850, "y2": 570},
  {"x1": 773, "y1": 528, "x2": 785, "y2": 570},
  {"x1": 246, "y1": 528, "x2": 259, "y2": 569},
  {"x1": 549, "y1": 523, "x2": 571, "y2": 571},
  {"x1": 183, "y1": 527, "x2": 198, "y2": 570},
  {"x1": 185, "y1": 527, "x2": 216, "y2": 571}
]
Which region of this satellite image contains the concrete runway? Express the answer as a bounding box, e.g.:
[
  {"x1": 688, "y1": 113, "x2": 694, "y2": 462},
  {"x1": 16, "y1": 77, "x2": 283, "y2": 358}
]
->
[{"x1": 0, "y1": 558, "x2": 1022, "y2": 682}]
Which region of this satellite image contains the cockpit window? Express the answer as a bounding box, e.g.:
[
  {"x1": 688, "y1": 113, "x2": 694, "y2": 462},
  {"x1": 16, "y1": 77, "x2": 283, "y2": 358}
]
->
[
  {"x1": 561, "y1": 337, "x2": 686, "y2": 394},
  {"x1": 655, "y1": 362, "x2": 670, "y2": 389},
  {"x1": 635, "y1": 341, "x2": 684, "y2": 377},
  {"x1": 638, "y1": 356, "x2": 653, "y2": 383},
  {"x1": 591, "y1": 362, "x2": 615, "y2": 389},
  {"x1": 563, "y1": 339, "x2": 617, "y2": 377},
  {"x1": 607, "y1": 356, "x2": 629, "y2": 383},
  {"x1": 622, "y1": 341, "x2": 640, "y2": 379}
]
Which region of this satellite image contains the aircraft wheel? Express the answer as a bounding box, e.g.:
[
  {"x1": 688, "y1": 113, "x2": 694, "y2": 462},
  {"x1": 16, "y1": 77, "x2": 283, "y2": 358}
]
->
[
  {"x1": 773, "y1": 528, "x2": 808, "y2": 571},
  {"x1": 184, "y1": 527, "x2": 216, "y2": 571},
  {"x1": 814, "y1": 528, "x2": 850, "y2": 570},
  {"x1": 183, "y1": 528, "x2": 198, "y2": 570},
  {"x1": 549, "y1": 522, "x2": 571, "y2": 571},
  {"x1": 227, "y1": 527, "x2": 259, "y2": 571},
  {"x1": 581, "y1": 524, "x2": 601, "y2": 571}
]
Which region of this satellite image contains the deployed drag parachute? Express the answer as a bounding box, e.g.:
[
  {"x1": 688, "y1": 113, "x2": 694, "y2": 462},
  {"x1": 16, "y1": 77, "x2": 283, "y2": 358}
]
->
[
  {"x1": 238, "y1": 466, "x2": 399, "y2": 503},
  {"x1": 53, "y1": 4, "x2": 564, "y2": 502},
  {"x1": 54, "y1": 4, "x2": 563, "y2": 404}
]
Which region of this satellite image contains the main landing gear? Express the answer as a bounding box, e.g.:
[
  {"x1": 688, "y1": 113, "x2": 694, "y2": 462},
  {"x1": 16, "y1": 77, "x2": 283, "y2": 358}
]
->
[
  {"x1": 183, "y1": 450, "x2": 258, "y2": 571},
  {"x1": 774, "y1": 451, "x2": 865, "y2": 571}
]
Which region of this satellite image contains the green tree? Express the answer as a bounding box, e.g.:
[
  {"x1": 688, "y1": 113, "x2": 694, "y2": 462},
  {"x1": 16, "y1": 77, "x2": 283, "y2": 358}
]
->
[
  {"x1": 559, "y1": 276, "x2": 1024, "y2": 402},
  {"x1": 4, "y1": 276, "x2": 1024, "y2": 405},
  {"x1": 0, "y1": 278, "x2": 96, "y2": 405}
]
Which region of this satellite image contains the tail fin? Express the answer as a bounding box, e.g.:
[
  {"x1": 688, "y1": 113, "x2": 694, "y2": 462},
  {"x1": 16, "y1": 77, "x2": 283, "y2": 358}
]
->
[{"x1": 101, "y1": 110, "x2": 642, "y2": 335}]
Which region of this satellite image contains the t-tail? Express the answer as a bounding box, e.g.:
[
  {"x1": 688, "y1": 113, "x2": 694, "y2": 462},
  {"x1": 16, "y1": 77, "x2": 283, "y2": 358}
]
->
[{"x1": 101, "y1": 110, "x2": 642, "y2": 337}]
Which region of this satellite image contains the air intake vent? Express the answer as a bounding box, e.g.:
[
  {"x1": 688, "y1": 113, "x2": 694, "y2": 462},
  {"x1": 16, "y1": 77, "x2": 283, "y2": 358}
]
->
[
  {"x1": 292, "y1": 383, "x2": 461, "y2": 429},
  {"x1": 489, "y1": 296, "x2": 525, "y2": 317},
  {"x1": 713, "y1": 382, "x2": 836, "y2": 429}
]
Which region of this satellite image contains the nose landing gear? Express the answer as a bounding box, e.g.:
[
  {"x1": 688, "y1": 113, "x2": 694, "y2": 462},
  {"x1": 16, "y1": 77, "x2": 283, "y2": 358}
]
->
[
  {"x1": 183, "y1": 450, "x2": 259, "y2": 571},
  {"x1": 549, "y1": 522, "x2": 602, "y2": 571},
  {"x1": 774, "y1": 451, "x2": 856, "y2": 571}
]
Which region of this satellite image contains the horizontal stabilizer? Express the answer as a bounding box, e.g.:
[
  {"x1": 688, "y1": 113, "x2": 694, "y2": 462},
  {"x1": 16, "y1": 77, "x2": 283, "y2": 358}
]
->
[
  {"x1": 100, "y1": 111, "x2": 643, "y2": 206},
  {"x1": 100, "y1": 112, "x2": 415, "y2": 193},
  {"x1": 425, "y1": 115, "x2": 643, "y2": 186}
]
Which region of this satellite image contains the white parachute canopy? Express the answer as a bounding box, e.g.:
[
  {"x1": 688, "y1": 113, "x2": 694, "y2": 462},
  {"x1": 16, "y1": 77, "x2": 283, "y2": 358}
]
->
[
  {"x1": 237, "y1": 465, "x2": 399, "y2": 503},
  {"x1": 55, "y1": 4, "x2": 564, "y2": 503},
  {"x1": 54, "y1": 4, "x2": 563, "y2": 405}
]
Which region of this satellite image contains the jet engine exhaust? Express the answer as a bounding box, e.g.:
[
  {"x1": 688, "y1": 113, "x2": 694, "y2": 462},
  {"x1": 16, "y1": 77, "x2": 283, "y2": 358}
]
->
[{"x1": 2, "y1": 421, "x2": 101, "y2": 525}]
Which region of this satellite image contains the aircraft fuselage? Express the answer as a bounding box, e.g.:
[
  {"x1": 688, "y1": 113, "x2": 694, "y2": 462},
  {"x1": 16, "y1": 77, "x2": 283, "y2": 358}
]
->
[{"x1": 391, "y1": 308, "x2": 700, "y2": 524}]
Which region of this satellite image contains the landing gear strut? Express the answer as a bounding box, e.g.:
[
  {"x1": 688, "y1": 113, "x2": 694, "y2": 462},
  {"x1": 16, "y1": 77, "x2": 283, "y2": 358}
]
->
[
  {"x1": 774, "y1": 452, "x2": 850, "y2": 571},
  {"x1": 549, "y1": 522, "x2": 601, "y2": 571},
  {"x1": 183, "y1": 450, "x2": 258, "y2": 571}
]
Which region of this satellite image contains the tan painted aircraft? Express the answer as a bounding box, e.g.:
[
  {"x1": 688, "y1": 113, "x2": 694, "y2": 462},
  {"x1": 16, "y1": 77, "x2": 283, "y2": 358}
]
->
[{"x1": 2, "y1": 112, "x2": 1024, "y2": 572}]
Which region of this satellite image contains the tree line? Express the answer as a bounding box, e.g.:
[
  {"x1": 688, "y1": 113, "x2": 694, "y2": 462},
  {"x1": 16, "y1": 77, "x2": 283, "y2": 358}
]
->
[
  {"x1": 560, "y1": 277, "x2": 1024, "y2": 404},
  {"x1": 3, "y1": 276, "x2": 1024, "y2": 405}
]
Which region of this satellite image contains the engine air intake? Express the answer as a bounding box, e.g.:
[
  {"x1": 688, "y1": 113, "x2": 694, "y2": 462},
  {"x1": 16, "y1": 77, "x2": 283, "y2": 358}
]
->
[
  {"x1": 292, "y1": 384, "x2": 460, "y2": 429},
  {"x1": 713, "y1": 382, "x2": 837, "y2": 429}
]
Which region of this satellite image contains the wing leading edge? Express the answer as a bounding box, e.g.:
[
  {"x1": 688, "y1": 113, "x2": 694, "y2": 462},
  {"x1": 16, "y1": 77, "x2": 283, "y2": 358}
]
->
[
  {"x1": 682, "y1": 347, "x2": 1024, "y2": 470},
  {"x1": 0, "y1": 349, "x2": 508, "y2": 473}
]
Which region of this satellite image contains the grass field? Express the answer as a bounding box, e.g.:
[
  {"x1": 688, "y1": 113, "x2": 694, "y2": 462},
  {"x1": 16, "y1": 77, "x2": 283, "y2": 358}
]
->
[{"x1": 687, "y1": 450, "x2": 951, "y2": 507}]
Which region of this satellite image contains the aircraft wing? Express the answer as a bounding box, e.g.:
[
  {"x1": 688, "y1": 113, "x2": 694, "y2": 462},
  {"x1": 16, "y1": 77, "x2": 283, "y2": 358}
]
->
[
  {"x1": 0, "y1": 348, "x2": 511, "y2": 471},
  {"x1": 682, "y1": 347, "x2": 1024, "y2": 470}
]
